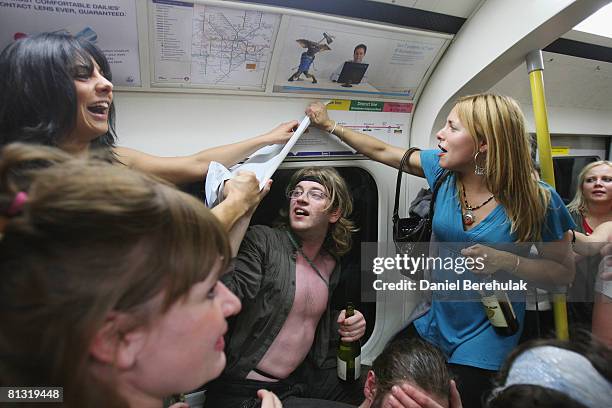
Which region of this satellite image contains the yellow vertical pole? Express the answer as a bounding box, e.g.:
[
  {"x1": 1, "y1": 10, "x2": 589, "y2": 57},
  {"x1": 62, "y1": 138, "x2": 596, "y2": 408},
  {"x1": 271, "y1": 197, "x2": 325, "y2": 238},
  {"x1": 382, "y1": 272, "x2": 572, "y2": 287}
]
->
[{"x1": 526, "y1": 50, "x2": 569, "y2": 340}]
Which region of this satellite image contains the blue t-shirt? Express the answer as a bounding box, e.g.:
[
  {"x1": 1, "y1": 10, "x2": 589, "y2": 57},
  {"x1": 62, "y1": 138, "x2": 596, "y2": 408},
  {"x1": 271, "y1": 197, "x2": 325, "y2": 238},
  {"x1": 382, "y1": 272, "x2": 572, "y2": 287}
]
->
[{"x1": 413, "y1": 149, "x2": 575, "y2": 370}]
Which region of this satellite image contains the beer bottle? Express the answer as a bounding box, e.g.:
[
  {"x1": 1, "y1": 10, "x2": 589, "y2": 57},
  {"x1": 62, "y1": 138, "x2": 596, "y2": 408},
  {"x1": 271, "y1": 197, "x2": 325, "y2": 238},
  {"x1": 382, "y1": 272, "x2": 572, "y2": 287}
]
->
[
  {"x1": 337, "y1": 302, "x2": 361, "y2": 382},
  {"x1": 481, "y1": 288, "x2": 519, "y2": 336}
]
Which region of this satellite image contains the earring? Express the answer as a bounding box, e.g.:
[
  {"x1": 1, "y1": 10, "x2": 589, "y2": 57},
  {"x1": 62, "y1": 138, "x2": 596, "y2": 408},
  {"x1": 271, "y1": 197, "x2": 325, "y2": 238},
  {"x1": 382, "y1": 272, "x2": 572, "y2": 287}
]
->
[{"x1": 474, "y1": 151, "x2": 486, "y2": 175}]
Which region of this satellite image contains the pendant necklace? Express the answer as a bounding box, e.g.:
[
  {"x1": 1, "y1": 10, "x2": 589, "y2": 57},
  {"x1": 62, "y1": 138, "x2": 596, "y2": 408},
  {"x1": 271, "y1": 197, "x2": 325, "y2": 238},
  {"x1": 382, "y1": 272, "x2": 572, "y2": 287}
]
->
[
  {"x1": 461, "y1": 185, "x2": 495, "y2": 226},
  {"x1": 286, "y1": 230, "x2": 329, "y2": 287}
]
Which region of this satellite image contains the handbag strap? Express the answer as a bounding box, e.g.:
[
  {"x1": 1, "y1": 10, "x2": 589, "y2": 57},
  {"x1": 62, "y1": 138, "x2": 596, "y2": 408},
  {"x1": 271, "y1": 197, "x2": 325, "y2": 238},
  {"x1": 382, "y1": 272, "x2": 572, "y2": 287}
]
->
[
  {"x1": 393, "y1": 148, "x2": 450, "y2": 222},
  {"x1": 393, "y1": 148, "x2": 420, "y2": 222}
]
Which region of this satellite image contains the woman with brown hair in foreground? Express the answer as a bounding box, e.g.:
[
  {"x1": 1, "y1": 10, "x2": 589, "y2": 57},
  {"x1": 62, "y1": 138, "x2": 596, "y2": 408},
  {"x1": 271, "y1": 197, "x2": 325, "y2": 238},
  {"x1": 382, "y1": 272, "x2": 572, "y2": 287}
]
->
[{"x1": 0, "y1": 143, "x2": 280, "y2": 408}]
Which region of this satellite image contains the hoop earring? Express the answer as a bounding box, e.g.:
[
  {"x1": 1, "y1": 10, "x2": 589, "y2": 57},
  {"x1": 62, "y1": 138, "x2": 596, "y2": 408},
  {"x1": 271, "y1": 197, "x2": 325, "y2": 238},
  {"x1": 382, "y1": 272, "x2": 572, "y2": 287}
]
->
[{"x1": 474, "y1": 151, "x2": 486, "y2": 176}]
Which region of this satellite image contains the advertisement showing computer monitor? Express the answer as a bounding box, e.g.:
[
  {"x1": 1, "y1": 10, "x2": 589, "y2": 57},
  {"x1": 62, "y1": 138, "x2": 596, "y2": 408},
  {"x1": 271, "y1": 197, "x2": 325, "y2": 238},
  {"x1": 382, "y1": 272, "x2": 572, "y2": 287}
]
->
[{"x1": 337, "y1": 62, "x2": 369, "y2": 87}]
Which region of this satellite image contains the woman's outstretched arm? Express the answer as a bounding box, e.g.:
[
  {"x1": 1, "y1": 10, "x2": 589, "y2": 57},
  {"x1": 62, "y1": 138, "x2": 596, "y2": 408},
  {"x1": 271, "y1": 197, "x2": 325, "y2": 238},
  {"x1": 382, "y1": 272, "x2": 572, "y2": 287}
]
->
[
  {"x1": 306, "y1": 102, "x2": 424, "y2": 177},
  {"x1": 114, "y1": 121, "x2": 298, "y2": 185}
]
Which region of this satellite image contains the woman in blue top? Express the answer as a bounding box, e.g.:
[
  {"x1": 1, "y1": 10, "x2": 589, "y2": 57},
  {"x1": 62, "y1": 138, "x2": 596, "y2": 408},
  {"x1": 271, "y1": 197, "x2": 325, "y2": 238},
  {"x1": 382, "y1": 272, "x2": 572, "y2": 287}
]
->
[{"x1": 307, "y1": 94, "x2": 575, "y2": 408}]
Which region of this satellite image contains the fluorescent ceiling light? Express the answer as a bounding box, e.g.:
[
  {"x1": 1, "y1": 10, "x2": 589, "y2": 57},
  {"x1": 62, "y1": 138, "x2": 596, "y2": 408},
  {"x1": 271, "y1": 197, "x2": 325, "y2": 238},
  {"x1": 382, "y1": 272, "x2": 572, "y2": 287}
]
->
[{"x1": 574, "y1": 2, "x2": 612, "y2": 38}]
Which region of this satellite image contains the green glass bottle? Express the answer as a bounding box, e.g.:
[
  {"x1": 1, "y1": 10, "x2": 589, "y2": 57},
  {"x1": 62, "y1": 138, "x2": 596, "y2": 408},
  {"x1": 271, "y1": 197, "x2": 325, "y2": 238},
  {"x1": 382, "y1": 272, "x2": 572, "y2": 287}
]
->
[
  {"x1": 337, "y1": 302, "x2": 361, "y2": 383},
  {"x1": 481, "y1": 288, "x2": 519, "y2": 336}
]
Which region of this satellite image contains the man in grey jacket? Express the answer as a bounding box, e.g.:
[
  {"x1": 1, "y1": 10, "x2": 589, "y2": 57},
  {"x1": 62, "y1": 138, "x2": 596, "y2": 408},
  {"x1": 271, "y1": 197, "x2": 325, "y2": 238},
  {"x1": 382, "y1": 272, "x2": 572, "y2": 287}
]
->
[{"x1": 204, "y1": 167, "x2": 366, "y2": 408}]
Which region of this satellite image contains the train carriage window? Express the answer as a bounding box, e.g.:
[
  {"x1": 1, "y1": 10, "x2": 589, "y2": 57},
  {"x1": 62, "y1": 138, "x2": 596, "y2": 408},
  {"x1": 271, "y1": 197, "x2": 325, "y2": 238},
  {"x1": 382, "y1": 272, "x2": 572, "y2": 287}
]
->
[{"x1": 553, "y1": 156, "x2": 600, "y2": 204}]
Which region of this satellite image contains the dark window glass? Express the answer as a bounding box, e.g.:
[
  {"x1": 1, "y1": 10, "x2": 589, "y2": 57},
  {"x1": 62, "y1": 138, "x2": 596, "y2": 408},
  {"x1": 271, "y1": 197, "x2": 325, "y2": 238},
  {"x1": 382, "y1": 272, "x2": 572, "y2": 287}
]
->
[{"x1": 553, "y1": 156, "x2": 600, "y2": 204}]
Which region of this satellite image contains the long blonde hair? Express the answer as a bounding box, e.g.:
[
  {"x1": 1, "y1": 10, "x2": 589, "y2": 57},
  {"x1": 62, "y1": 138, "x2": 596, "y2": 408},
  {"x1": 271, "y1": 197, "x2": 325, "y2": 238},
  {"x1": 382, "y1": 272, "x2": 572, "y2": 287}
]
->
[
  {"x1": 455, "y1": 94, "x2": 550, "y2": 242},
  {"x1": 566, "y1": 160, "x2": 612, "y2": 215}
]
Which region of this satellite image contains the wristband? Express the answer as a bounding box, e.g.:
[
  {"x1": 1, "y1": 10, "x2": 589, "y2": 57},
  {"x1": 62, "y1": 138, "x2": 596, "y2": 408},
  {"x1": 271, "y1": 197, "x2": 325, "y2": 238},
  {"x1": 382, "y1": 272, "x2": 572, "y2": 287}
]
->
[{"x1": 329, "y1": 120, "x2": 337, "y2": 135}]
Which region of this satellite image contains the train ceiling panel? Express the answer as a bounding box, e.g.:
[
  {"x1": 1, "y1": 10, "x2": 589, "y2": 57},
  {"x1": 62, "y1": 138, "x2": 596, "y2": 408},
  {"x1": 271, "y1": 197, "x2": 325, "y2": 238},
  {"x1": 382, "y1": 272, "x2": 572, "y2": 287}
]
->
[
  {"x1": 370, "y1": 0, "x2": 482, "y2": 18},
  {"x1": 491, "y1": 51, "x2": 612, "y2": 111}
]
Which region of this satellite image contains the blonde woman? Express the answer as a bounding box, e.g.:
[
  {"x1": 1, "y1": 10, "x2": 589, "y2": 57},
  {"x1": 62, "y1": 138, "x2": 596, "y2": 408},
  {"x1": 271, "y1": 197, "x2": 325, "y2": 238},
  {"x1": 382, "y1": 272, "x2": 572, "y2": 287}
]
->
[
  {"x1": 566, "y1": 161, "x2": 611, "y2": 331},
  {"x1": 567, "y1": 161, "x2": 612, "y2": 345},
  {"x1": 567, "y1": 161, "x2": 612, "y2": 234},
  {"x1": 306, "y1": 94, "x2": 575, "y2": 407}
]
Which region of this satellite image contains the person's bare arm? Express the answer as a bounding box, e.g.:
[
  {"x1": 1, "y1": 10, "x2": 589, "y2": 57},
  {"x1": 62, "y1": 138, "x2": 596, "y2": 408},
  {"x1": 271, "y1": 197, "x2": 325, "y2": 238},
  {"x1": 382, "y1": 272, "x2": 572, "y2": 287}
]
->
[
  {"x1": 462, "y1": 231, "x2": 576, "y2": 286},
  {"x1": 592, "y1": 293, "x2": 612, "y2": 347},
  {"x1": 210, "y1": 171, "x2": 265, "y2": 232},
  {"x1": 226, "y1": 179, "x2": 272, "y2": 256},
  {"x1": 114, "y1": 121, "x2": 298, "y2": 184},
  {"x1": 305, "y1": 102, "x2": 424, "y2": 177},
  {"x1": 592, "y1": 242, "x2": 612, "y2": 346},
  {"x1": 573, "y1": 221, "x2": 612, "y2": 256}
]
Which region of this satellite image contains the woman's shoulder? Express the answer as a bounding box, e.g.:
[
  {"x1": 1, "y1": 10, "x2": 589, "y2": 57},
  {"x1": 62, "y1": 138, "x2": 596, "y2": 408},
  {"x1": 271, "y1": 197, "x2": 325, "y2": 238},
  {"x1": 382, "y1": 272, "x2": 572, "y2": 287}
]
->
[
  {"x1": 92, "y1": 145, "x2": 118, "y2": 163},
  {"x1": 567, "y1": 209, "x2": 583, "y2": 227},
  {"x1": 110, "y1": 146, "x2": 135, "y2": 166},
  {"x1": 419, "y1": 149, "x2": 446, "y2": 186},
  {"x1": 419, "y1": 149, "x2": 441, "y2": 168},
  {"x1": 537, "y1": 181, "x2": 567, "y2": 209},
  {"x1": 537, "y1": 181, "x2": 577, "y2": 240}
]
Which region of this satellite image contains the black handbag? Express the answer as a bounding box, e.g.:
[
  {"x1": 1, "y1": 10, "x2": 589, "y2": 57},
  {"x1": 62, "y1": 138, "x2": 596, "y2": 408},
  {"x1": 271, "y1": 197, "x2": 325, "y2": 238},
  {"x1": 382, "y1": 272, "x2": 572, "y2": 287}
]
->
[{"x1": 392, "y1": 148, "x2": 449, "y2": 245}]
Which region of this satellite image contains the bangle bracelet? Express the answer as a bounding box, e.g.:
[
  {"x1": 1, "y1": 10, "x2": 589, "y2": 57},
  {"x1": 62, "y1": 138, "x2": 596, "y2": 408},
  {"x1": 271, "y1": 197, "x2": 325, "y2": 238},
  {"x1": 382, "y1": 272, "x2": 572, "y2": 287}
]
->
[
  {"x1": 511, "y1": 255, "x2": 520, "y2": 274},
  {"x1": 329, "y1": 120, "x2": 337, "y2": 135}
]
